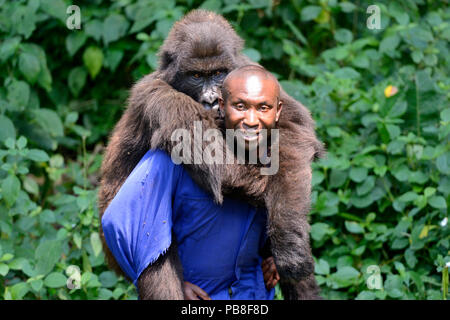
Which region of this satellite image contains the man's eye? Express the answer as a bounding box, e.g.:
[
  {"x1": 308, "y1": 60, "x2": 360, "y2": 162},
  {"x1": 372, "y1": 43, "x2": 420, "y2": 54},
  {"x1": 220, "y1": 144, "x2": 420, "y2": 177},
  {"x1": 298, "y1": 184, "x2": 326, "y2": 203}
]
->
[
  {"x1": 259, "y1": 105, "x2": 269, "y2": 111},
  {"x1": 235, "y1": 104, "x2": 245, "y2": 110}
]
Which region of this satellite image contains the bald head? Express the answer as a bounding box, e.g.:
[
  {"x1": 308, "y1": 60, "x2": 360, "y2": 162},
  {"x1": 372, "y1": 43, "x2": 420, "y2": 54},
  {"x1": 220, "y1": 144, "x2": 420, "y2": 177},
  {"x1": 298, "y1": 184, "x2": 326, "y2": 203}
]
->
[
  {"x1": 221, "y1": 65, "x2": 280, "y2": 102},
  {"x1": 218, "y1": 64, "x2": 283, "y2": 151}
]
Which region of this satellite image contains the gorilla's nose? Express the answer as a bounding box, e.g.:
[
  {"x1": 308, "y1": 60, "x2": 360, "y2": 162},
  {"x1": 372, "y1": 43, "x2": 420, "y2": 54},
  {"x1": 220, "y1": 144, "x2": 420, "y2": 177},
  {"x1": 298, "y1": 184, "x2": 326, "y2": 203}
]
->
[
  {"x1": 201, "y1": 90, "x2": 218, "y2": 104},
  {"x1": 201, "y1": 89, "x2": 219, "y2": 110}
]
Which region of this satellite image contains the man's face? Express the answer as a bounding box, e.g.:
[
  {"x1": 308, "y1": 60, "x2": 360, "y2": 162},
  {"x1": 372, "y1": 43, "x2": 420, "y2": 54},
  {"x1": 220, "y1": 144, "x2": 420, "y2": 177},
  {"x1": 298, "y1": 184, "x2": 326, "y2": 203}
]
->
[{"x1": 219, "y1": 74, "x2": 282, "y2": 150}]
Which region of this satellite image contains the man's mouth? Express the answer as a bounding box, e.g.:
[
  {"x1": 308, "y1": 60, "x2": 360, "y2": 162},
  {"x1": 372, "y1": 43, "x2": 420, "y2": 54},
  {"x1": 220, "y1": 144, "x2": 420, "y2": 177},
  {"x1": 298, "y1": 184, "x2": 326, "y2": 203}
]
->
[{"x1": 237, "y1": 130, "x2": 261, "y2": 142}]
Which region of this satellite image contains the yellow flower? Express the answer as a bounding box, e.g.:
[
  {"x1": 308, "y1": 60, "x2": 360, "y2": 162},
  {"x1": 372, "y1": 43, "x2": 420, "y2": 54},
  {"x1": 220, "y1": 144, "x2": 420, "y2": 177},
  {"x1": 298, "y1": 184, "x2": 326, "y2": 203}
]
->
[{"x1": 384, "y1": 85, "x2": 398, "y2": 98}]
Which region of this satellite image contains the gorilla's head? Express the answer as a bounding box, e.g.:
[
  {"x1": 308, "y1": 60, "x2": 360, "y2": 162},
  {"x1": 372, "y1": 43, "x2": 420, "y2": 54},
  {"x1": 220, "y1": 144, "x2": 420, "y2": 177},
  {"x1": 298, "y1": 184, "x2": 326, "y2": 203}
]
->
[{"x1": 157, "y1": 10, "x2": 245, "y2": 111}]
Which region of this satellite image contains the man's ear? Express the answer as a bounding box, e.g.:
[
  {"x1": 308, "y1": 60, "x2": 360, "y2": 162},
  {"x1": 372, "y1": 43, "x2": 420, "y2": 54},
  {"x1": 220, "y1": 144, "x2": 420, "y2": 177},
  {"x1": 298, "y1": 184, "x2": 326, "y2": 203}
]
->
[
  {"x1": 218, "y1": 97, "x2": 225, "y2": 117},
  {"x1": 276, "y1": 100, "x2": 283, "y2": 122}
]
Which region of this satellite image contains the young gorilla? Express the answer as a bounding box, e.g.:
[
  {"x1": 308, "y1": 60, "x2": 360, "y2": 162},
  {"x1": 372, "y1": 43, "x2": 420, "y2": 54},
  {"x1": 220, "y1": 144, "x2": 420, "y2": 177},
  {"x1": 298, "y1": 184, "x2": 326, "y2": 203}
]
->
[{"x1": 98, "y1": 10, "x2": 325, "y2": 300}]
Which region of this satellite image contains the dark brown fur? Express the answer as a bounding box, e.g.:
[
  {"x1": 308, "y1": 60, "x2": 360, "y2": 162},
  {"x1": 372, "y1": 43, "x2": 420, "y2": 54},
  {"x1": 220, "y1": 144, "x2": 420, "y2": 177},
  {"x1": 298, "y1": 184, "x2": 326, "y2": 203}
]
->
[{"x1": 98, "y1": 10, "x2": 325, "y2": 300}]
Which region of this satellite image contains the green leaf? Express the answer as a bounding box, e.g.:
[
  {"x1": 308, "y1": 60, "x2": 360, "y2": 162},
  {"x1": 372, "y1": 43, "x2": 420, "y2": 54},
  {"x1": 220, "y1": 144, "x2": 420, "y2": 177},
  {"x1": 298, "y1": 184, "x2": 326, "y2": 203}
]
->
[
  {"x1": 83, "y1": 46, "x2": 104, "y2": 79},
  {"x1": 356, "y1": 176, "x2": 375, "y2": 196},
  {"x1": 416, "y1": 70, "x2": 434, "y2": 92},
  {"x1": 99, "y1": 271, "x2": 118, "y2": 288},
  {"x1": 1, "y1": 253, "x2": 14, "y2": 262},
  {"x1": 35, "y1": 240, "x2": 62, "y2": 275},
  {"x1": 380, "y1": 35, "x2": 400, "y2": 53},
  {"x1": 315, "y1": 259, "x2": 330, "y2": 275},
  {"x1": 10, "y1": 282, "x2": 30, "y2": 300},
  {"x1": 285, "y1": 20, "x2": 307, "y2": 45},
  {"x1": 441, "y1": 108, "x2": 450, "y2": 122},
  {"x1": 335, "y1": 29, "x2": 353, "y2": 44},
  {"x1": 0, "y1": 37, "x2": 21, "y2": 63},
  {"x1": 0, "y1": 115, "x2": 16, "y2": 143},
  {"x1": 16, "y1": 136, "x2": 27, "y2": 149},
  {"x1": 340, "y1": 2, "x2": 357, "y2": 12},
  {"x1": 105, "y1": 50, "x2": 124, "y2": 72},
  {"x1": 392, "y1": 238, "x2": 409, "y2": 249},
  {"x1": 2, "y1": 175, "x2": 21, "y2": 207},
  {"x1": 129, "y1": 8, "x2": 162, "y2": 34},
  {"x1": 384, "y1": 275, "x2": 404, "y2": 298},
  {"x1": 85, "y1": 20, "x2": 103, "y2": 41},
  {"x1": 44, "y1": 272, "x2": 67, "y2": 288},
  {"x1": 0, "y1": 263, "x2": 9, "y2": 276},
  {"x1": 355, "y1": 291, "x2": 376, "y2": 300},
  {"x1": 345, "y1": 221, "x2": 364, "y2": 234},
  {"x1": 98, "y1": 288, "x2": 113, "y2": 300},
  {"x1": 27, "y1": 149, "x2": 50, "y2": 162},
  {"x1": 242, "y1": 48, "x2": 261, "y2": 62},
  {"x1": 19, "y1": 52, "x2": 41, "y2": 83},
  {"x1": 436, "y1": 153, "x2": 449, "y2": 175},
  {"x1": 398, "y1": 191, "x2": 418, "y2": 203},
  {"x1": 333, "y1": 67, "x2": 360, "y2": 80},
  {"x1": 112, "y1": 287, "x2": 125, "y2": 299},
  {"x1": 349, "y1": 167, "x2": 368, "y2": 183},
  {"x1": 90, "y1": 232, "x2": 102, "y2": 257},
  {"x1": 329, "y1": 169, "x2": 348, "y2": 188},
  {"x1": 301, "y1": 6, "x2": 322, "y2": 21},
  {"x1": 11, "y1": 6, "x2": 36, "y2": 38},
  {"x1": 21, "y1": 44, "x2": 52, "y2": 91},
  {"x1": 103, "y1": 14, "x2": 130, "y2": 46},
  {"x1": 29, "y1": 279, "x2": 43, "y2": 292},
  {"x1": 331, "y1": 266, "x2": 360, "y2": 288},
  {"x1": 405, "y1": 249, "x2": 418, "y2": 268},
  {"x1": 388, "y1": 101, "x2": 407, "y2": 118},
  {"x1": 32, "y1": 108, "x2": 64, "y2": 137},
  {"x1": 7, "y1": 80, "x2": 30, "y2": 111},
  {"x1": 66, "y1": 32, "x2": 87, "y2": 56},
  {"x1": 40, "y1": 0, "x2": 66, "y2": 22},
  {"x1": 68, "y1": 67, "x2": 87, "y2": 97},
  {"x1": 311, "y1": 223, "x2": 333, "y2": 241},
  {"x1": 23, "y1": 175, "x2": 39, "y2": 196},
  {"x1": 428, "y1": 196, "x2": 447, "y2": 209}
]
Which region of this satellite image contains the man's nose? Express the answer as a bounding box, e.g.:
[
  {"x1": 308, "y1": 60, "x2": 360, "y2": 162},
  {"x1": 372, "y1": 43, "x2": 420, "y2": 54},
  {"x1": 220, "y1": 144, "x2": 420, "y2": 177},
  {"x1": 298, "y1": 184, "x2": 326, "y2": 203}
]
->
[{"x1": 242, "y1": 109, "x2": 259, "y2": 131}]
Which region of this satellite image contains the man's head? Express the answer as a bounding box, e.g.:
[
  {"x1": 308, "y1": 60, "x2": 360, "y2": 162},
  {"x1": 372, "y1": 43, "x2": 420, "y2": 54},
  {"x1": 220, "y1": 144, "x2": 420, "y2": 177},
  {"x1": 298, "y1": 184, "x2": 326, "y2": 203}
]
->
[{"x1": 218, "y1": 65, "x2": 283, "y2": 150}]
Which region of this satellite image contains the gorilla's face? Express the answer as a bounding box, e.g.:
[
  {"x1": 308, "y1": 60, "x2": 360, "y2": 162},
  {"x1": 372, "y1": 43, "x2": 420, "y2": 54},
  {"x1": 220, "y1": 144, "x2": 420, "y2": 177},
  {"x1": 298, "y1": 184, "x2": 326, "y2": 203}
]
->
[{"x1": 172, "y1": 69, "x2": 228, "y2": 110}]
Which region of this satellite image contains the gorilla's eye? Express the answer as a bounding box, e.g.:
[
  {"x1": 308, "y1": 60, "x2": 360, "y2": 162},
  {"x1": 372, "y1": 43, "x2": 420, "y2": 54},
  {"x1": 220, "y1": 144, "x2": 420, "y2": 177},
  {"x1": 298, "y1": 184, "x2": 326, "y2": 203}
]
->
[
  {"x1": 215, "y1": 70, "x2": 221, "y2": 76},
  {"x1": 193, "y1": 73, "x2": 200, "y2": 78}
]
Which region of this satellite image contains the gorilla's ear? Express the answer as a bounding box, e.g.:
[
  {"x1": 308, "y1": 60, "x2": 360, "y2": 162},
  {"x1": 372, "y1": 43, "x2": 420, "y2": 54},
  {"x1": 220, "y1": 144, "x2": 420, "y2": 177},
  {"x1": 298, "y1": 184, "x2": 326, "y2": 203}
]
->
[
  {"x1": 313, "y1": 141, "x2": 327, "y2": 162},
  {"x1": 160, "y1": 51, "x2": 175, "y2": 70}
]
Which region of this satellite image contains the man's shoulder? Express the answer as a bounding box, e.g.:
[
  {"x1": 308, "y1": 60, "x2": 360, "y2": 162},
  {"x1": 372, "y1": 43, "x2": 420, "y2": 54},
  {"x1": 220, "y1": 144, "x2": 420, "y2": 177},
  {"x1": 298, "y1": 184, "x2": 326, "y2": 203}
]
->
[{"x1": 138, "y1": 149, "x2": 182, "y2": 172}]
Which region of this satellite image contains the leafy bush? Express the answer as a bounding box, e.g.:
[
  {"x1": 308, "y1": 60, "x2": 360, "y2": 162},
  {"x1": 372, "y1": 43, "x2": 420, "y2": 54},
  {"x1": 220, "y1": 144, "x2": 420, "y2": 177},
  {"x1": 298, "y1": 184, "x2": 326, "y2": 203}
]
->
[{"x1": 0, "y1": 0, "x2": 448, "y2": 300}]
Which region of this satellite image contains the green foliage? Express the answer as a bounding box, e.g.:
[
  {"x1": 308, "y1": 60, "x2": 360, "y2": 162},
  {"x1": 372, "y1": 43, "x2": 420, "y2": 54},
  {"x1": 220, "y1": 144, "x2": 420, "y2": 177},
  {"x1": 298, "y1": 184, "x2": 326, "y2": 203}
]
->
[{"x1": 0, "y1": 0, "x2": 448, "y2": 300}]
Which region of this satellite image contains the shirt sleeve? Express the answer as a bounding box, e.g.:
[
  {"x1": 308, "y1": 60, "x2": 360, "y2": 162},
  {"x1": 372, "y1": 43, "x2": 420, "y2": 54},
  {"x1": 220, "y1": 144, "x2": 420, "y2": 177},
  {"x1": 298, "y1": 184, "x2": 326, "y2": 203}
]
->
[{"x1": 101, "y1": 149, "x2": 182, "y2": 286}]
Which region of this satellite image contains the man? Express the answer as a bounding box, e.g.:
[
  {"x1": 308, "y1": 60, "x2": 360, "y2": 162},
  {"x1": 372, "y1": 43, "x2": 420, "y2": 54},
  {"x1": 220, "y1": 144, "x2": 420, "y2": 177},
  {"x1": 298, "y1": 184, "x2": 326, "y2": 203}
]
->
[{"x1": 101, "y1": 66, "x2": 282, "y2": 300}]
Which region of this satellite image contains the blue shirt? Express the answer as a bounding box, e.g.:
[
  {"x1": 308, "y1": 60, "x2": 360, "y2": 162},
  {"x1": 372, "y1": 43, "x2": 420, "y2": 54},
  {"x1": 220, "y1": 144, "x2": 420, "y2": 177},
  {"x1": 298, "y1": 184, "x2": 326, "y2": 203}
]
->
[{"x1": 102, "y1": 149, "x2": 274, "y2": 300}]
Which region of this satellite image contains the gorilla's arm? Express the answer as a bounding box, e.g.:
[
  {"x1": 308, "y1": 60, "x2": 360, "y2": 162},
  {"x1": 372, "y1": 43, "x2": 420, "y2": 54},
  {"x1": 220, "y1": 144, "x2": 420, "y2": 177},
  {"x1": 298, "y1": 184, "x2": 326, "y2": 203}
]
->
[
  {"x1": 137, "y1": 242, "x2": 184, "y2": 300},
  {"x1": 264, "y1": 122, "x2": 323, "y2": 299}
]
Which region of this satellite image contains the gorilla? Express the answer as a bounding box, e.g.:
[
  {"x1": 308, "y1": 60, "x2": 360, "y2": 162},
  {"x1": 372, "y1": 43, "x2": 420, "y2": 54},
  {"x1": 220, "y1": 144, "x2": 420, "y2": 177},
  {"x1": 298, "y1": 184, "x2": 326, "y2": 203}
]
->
[{"x1": 98, "y1": 9, "x2": 325, "y2": 300}]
